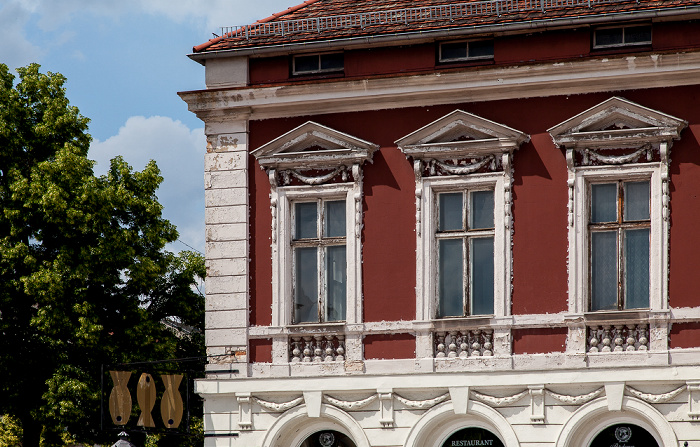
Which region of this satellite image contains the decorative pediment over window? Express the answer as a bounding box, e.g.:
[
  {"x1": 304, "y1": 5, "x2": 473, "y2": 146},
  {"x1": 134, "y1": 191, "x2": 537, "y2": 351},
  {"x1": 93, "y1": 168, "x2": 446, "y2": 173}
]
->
[
  {"x1": 395, "y1": 110, "x2": 530, "y2": 160},
  {"x1": 548, "y1": 97, "x2": 687, "y2": 150},
  {"x1": 252, "y1": 121, "x2": 379, "y2": 171}
]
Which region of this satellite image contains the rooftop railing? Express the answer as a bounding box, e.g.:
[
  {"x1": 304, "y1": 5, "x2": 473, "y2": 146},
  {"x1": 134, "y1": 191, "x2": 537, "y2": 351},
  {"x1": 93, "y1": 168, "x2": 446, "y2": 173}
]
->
[{"x1": 218, "y1": 0, "x2": 638, "y2": 40}]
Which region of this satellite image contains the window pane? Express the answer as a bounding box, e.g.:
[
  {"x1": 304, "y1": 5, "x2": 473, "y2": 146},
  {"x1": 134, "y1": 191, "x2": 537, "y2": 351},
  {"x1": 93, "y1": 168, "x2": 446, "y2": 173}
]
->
[
  {"x1": 624, "y1": 181, "x2": 650, "y2": 221},
  {"x1": 439, "y1": 193, "x2": 463, "y2": 231},
  {"x1": 468, "y1": 40, "x2": 494, "y2": 58},
  {"x1": 438, "y1": 239, "x2": 464, "y2": 317},
  {"x1": 625, "y1": 26, "x2": 651, "y2": 44},
  {"x1": 294, "y1": 55, "x2": 319, "y2": 73},
  {"x1": 591, "y1": 231, "x2": 618, "y2": 311},
  {"x1": 294, "y1": 247, "x2": 318, "y2": 323},
  {"x1": 295, "y1": 202, "x2": 318, "y2": 239},
  {"x1": 320, "y1": 53, "x2": 344, "y2": 71},
  {"x1": 470, "y1": 237, "x2": 494, "y2": 315},
  {"x1": 595, "y1": 28, "x2": 623, "y2": 47},
  {"x1": 324, "y1": 200, "x2": 346, "y2": 237},
  {"x1": 591, "y1": 183, "x2": 617, "y2": 223},
  {"x1": 470, "y1": 190, "x2": 494, "y2": 229},
  {"x1": 440, "y1": 42, "x2": 468, "y2": 61},
  {"x1": 326, "y1": 246, "x2": 347, "y2": 321},
  {"x1": 625, "y1": 228, "x2": 649, "y2": 309}
]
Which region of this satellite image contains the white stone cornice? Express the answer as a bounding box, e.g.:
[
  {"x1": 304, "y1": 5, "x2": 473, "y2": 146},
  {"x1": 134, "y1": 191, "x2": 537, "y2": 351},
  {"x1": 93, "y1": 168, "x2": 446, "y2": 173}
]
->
[{"x1": 179, "y1": 51, "x2": 700, "y2": 120}]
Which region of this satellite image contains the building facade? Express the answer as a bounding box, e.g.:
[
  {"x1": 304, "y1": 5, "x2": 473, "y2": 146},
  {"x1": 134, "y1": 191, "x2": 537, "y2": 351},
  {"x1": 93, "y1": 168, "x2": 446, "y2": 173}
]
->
[{"x1": 179, "y1": 1, "x2": 700, "y2": 445}]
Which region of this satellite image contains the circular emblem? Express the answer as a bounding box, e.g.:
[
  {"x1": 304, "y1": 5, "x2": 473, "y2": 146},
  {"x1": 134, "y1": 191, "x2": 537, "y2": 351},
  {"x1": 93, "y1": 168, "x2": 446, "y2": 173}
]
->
[
  {"x1": 319, "y1": 432, "x2": 335, "y2": 447},
  {"x1": 615, "y1": 426, "x2": 633, "y2": 443}
]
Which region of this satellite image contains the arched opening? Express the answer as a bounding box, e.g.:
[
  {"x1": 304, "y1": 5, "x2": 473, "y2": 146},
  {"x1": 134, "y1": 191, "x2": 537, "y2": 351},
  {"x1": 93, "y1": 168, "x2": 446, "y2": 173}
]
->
[
  {"x1": 299, "y1": 430, "x2": 357, "y2": 447},
  {"x1": 589, "y1": 423, "x2": 659, "y2": 447},
  {"x1": 440, "y1": 427, "x2": 505, "y2": 447}
]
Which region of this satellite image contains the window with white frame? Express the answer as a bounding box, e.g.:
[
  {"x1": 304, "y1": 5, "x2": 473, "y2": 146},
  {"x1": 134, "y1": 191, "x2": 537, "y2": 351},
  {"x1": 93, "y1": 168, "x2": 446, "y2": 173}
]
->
[
  {"x1": 593, "y1": 24, "x2": 651, "y2": 49},
  {"x1": 251, "y1": 121, "x2": 378, "y2": 327},
  {"x1": 435, "y1": 188, "x2": 495, "y2": 317},
  {"x1": 439, "y1": 39, "x2": 494, "y2": 63},
  {"x1": 292, "y1": 198, "x2": 347, "y2": 323},
  {"x1": 548, "y1": 97, "x2": 686, "y2": 316},
  {"x1": 396, "y1": 110, "x2": 529, "y2": 321},
  {"x1": 588, "y1": 179, "x2": 650, "y2": 311}
]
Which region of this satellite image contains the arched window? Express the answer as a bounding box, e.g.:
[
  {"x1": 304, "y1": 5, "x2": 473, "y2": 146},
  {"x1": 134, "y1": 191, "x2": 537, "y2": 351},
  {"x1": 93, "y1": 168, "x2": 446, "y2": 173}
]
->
[
  {"x1": 298, "y1": 430, "x2": 357, "y2": 447},
  {"x1": 589, "y1": 423, "x2": 659, "y2": 447}
]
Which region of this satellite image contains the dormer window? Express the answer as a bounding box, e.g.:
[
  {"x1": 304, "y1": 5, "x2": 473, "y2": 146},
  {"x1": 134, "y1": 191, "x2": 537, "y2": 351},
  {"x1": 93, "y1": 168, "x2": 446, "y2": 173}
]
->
[
  {"x1": 439, "y1": 40, "x2": 494, "y2": 63},
  {"x1": 593, "y1": 25, "x2": 651, "y2": 49},
  {"x1": 293, "y1": 53, "x2": 344, "y2": 75}
]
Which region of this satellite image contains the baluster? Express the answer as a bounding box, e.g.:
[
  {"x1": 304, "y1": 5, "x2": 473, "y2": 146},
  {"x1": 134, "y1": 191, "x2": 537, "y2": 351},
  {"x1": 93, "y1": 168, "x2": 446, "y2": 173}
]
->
[
  {"x1": 613, "y1": 325, "x2": 624, "y2": 352},
  {"x1": 482, "y1": 331, "x2": 493, "y2": 356},
  {"x1": 601, "y1": 326, "x2": 612, "y2": 352},
  {"x1": 291, "y1": 337, "x2": 302, "y2": 362},
  {"x1": 313, "y1": 335, "x2": 324, "y2": 362},
  {"x1": 303, "y1": 336, "x2": 313, "y2": 362},
  {"x1": 458, "y1": 332, "x2": 469, "y2": 359},
  {"x1": 588, "y1": 327, "x2": 600, "y2": 353},
  {"x1": 336, "y1": 335, "x2": 345, "y2": 361},
  {"x1": 469, "y1": 330, "x2": 482, "y2": 356},
  {"x1": 324, "y1": 335, "x2": 335, "y2": 362},
  {"x1": 637, "y1": 325, "x2": 649, "y2": 351},
  {"x1": 435, "y1": 332, "x2": 447, "y2": 358},
  {"x1": 626, "y1": 324, "x2": 637, "y2": 351},
  {"x1": 448, "y1": 331, "x2": 458, "y2": 358}
]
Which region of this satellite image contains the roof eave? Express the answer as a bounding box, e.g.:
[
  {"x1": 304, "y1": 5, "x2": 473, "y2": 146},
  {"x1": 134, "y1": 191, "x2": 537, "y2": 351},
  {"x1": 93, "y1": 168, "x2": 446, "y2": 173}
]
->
[{"x1": 188, "y1": 6, "x2": 700, "y2": 64}]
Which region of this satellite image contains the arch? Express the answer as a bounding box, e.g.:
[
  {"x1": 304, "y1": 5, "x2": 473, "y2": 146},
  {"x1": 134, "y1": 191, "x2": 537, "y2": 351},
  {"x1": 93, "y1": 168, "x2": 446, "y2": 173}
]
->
[
  {"x1": 404, "y1": 400, "x2": 520, "y2": 447},
  {"x1": 261, "y1": 404, "x2": 370, "y2": 447},
  {"x1": 555, "y1": 396, "x2": 678, "y2": 447}
]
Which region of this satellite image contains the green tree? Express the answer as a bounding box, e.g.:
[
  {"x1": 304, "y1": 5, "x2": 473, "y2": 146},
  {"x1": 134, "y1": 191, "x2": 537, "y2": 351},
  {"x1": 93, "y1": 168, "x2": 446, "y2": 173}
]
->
[{"x1": 0, "y1": 64, "x2": 204, "y2": 446}]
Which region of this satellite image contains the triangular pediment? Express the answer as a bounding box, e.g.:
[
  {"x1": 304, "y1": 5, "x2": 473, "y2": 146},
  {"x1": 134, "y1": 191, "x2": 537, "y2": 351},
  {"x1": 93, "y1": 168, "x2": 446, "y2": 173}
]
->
[
  {"x1": 395, "y1": 110, "x2": 529, "y2": 159},
  {"x1": 548, "y1": 97, "x2": 687, "y2": 149},
  {"x1": 252, "y1": 121, "x2": 379, "y2": 169}
]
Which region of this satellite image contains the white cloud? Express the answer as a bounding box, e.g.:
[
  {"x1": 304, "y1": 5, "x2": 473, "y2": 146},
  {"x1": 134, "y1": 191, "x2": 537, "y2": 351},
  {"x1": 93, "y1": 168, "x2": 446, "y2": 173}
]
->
[
  {"x1": 90, "y1": 116, "x2": 206, "y2": 253},
  {"x1": 0, "y1": 2, "x2": 43, "y2": 70}
]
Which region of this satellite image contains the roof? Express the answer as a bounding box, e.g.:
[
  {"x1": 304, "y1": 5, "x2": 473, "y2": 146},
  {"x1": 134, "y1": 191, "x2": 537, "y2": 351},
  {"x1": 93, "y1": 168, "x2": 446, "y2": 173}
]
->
[{"x1": 192, "y1": 0, "x2": 700, "y2": 55}]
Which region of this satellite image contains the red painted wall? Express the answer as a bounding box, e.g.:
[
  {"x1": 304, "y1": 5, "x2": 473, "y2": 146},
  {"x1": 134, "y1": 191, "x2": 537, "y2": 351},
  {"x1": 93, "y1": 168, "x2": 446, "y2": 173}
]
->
[
  {"x1": 512, "y1": 328, "x2": 567, "y2": 354},
  {"x1": 248, "y1": 87, "x2": 700, "y2": 327},
  {"x1": 495, "y1": 29, "x2": 590, "y2": 64},
  {"x1": 364, "y1": 334, "x2": 416, "y2": 359},
  {"x1": 250, "y1": 338, "x2": 273, "y2": 363},
  {"x1": 670, "y1": 322, "x2": 700, "y2": 349},
  {"x1": 248, "y1": 23, "x2": 700, "y2": 87}
]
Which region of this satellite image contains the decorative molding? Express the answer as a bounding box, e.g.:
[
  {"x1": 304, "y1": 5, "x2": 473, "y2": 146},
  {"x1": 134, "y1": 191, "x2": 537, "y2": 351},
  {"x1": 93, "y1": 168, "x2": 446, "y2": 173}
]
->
[
  {"x1": 378, "y1": 390, "x2": 394, "y2": 428},
  {"x1": 582, "y1": 145, "x2": 651, "y2": 166},
  {"x1": 427, "y1": 156, "x2": 496, "y2": 176},
  {"x1": 625, "y1": 385, "x2": 686, "y2": 404},
  {"x1": 237, "y1": 393, "x2": 253, "y2": 430},
  {"x1": 394, "y1": 392, "x2": 450, "y2": 409},
  {"x1": 688, "y1": 381, "x2": 700, "y2": 420},
  {"x1": 587, "y1": 325, "x2": 649, "y2": 353},
  {"x1": 279, "y1": 165, "x2": 349, "y2": 186},
  {"x1": 529, "y1": 385, "x2": 545, "y2": 424},
  {"x1": 254, "y1": 396, "x2": 304, "y2": 412},
  {"x1": 548, "y1": 96, "x2": 687, "y2": 151},
  {"x1": 323, "y1": 394, "x2": 378, "y2": 411},
  {"x1": 252, "y1": 121, "x2": 379, "y2": 171},
  {"x1": 546, "y1": 387, "x2": 604, "y2": 405},
  {"x1": 470, "y1": 389, "x2": 528, "y2": 407}
]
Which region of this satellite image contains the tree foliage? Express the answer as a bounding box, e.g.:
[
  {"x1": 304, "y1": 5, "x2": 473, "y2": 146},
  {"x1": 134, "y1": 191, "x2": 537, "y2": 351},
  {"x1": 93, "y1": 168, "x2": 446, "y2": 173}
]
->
[{"x1": 0, "y1": 64, "x2": 205, "y2": 446}]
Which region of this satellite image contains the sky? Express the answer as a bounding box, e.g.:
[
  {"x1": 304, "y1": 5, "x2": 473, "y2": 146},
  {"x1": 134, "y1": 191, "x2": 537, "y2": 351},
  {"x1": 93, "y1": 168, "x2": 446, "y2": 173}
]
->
[{"x1": 1, "y1": 0, "x2": 295, "y2": 254}]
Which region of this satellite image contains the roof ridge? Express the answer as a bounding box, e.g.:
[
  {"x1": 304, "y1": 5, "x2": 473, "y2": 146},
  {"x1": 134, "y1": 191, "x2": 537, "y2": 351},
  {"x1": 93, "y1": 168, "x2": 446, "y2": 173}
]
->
[{"x1": 193, "y1": 0, "x2": 323, "y2": 53}]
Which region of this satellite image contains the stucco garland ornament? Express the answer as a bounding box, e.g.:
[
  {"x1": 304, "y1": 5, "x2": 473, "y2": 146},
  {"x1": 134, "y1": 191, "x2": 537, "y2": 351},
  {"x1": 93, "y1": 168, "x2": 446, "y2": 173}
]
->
[
  {"x1": 625, "y1": 385, "x2": 686, "y2": 404},
  {"x1": 583, "y1": 144, "x2": 651, "y2": 166},
  {"x1": 280, "y1": 166, "x2": 348, "y2": 185},
  {"x1": 545, "y1": 387, "x2": 604, "y2": 405},
  {"x1": 394, "y1": 392, "x2": 449, "y2": 409},
  {"x1": 470, "y1": 389, "x2": 528, "y2": 407},
  {"x1": 253, "y1": 396, "x2": 304, "y2": 412},
  {"x1": 323, "y1": 394, "x2": 378, "y2": 410},
  {"x1": 429, "y1": 156, "x2": 495, "y2": 176}
]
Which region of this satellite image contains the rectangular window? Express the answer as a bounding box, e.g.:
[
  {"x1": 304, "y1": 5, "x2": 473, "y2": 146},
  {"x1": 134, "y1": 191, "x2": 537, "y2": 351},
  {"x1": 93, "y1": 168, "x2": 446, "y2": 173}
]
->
[
  {"x1": 293, "y1": 53, "x2": 344, "y2": 75},
  {"x1": 436, "y1": 190, "x2": 495, "y2": 317},
  {"x1": 593, "y1": 25, "x2": 651, "y2": 49},
  {"x1": 292, "y1": 199, "x2": 347, "y2": 323},
  {"x1": 439, "y1": 40, "x2": 494, "y2": 63},
  {"x1": 589, "y1": 180, "x2": 650, "y2": 311}
]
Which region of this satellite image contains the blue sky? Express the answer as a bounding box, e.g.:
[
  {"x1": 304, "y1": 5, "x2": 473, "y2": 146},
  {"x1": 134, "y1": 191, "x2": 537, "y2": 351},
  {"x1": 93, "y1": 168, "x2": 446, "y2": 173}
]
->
[{"x1": 1, "y1": 0, "x2": 294, "y2": 253}]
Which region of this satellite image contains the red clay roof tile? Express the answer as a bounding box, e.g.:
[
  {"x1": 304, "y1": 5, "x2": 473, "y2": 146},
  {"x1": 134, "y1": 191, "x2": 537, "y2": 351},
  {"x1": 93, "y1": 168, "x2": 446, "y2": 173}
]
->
[{"x1": 193, "y1": 0, "x2": 700, "y2": 53}]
